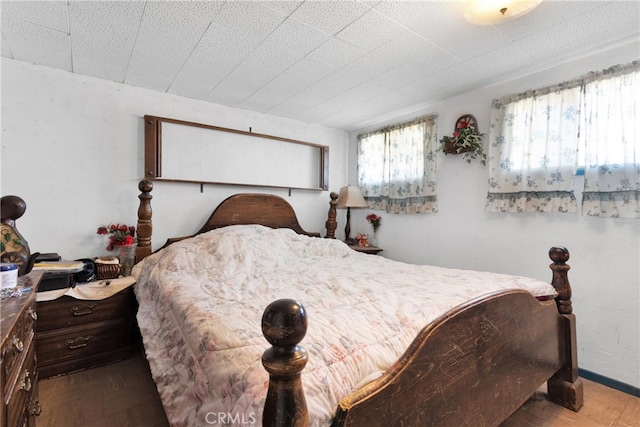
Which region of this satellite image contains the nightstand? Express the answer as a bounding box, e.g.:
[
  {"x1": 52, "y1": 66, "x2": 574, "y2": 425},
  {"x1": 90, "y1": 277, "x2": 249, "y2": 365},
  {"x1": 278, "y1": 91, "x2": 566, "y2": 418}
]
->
[
  {"x1": 349, "y1": 245, "x2": 383, "y2": 255},
  {"x1": 35, "y1": 282, "x2": 136, "y2": 379}
]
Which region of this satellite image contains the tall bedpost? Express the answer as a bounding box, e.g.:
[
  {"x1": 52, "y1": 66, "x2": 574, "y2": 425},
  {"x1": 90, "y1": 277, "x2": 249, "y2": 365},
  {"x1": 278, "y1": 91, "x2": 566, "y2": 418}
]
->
[
  {"x1": 547, "y1": 247, "x2": 583, "y2": 411},
  {"x1": 261, "y1": 299, "x2": 309, "y2": 427},
  {"x1": 136, "y1": 180, "x2": 153, "y2": 263},
  {"x1": 325, "y1": 192, "x2": 338, "y2": 239}
]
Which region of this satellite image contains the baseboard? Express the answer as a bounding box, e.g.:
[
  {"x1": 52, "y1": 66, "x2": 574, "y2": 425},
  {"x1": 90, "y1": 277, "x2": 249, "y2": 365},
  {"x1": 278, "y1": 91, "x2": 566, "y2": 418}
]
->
[{"x1": 579, "y1": 368, "x2": 640, "y2": 397}]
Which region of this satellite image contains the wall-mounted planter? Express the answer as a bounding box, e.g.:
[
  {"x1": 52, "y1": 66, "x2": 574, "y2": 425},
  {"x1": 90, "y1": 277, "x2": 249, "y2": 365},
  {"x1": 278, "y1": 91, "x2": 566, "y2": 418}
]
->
[{"x1": 439, "y1": 114, "x2": 486, "y2": 165}]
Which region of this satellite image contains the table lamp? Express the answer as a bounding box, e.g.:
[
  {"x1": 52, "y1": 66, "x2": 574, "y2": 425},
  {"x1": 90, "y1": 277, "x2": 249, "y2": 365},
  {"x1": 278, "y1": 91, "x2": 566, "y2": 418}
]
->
[{"x1": 336, "y1": 186, "x2": 368, "y2": 243}]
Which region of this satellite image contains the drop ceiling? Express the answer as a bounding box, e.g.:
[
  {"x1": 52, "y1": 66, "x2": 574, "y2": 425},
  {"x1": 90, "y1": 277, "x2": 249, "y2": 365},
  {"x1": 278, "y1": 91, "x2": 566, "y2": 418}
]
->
[{"x1": 1, "y1": 1, "x2": 638, "y2": 131}]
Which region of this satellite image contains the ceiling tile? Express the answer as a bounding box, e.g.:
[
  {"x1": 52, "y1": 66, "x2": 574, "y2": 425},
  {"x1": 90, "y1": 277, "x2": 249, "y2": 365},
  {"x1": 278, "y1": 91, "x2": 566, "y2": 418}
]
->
[
  {"x1": 335, "y1": 8, "x2": 408, "y2": 52},
  {"x1": 249, "y1": 18, "x2": 330, "y2": 71},
  {"x1": 305, "y1": 38, "x2": 366, "y2": 71},
  {"x1": 1, "y1": 17, "x2": 71, "y2": 71},
  {"x1": 515, "y1": 1, "x2": 640, "y2": 62},
  {"x1": 466, "y1": 44, "x2": 535, "y2": 79},
  {"x1": 290, "y1": 0, "x2": 371, "y2": 35},
  {"x1": 1, "y1": 1, "x2": 69, "y2": 32},
  {"x1": 372, "y1": 32, "x2": 440, "y2": 65},
  {"x1": 333, "y1": 53, "x2": 398, "y2": 86},
  {"x1": 125, "y1": 1, "x2": 224, "y2": 90},
  {"x1": 1, "y1": 34, "x2": 11, "y2": 58},
  {"x1": 263, "y1": 1, "x2": 304, "y2": 16},
  {"x1": 169, "y1": 2, "x2": 287, "y2": 98},
  {"x1": 242, "y1": 57, "x2": 335, "y2": 111},
  {"x1": 496, "y1": 1, "x2": 600, "y2": 41},
  {"x1": 68, "y1": 1, "x2": 145, "y2": 81},
  {"x1": 204, "y1": 88, "x2": 246, "y2": 109}
]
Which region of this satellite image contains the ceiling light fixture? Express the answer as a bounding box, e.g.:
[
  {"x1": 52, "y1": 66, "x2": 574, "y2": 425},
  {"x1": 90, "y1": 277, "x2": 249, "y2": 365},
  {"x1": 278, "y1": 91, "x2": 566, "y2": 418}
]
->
[{"x1": 464, "y1": 0, "x2": 543, "y2": 25}]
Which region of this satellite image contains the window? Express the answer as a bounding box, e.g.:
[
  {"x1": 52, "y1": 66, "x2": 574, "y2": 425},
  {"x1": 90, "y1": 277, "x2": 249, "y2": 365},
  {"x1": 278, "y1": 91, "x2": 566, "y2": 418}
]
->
[
  {"x1": 357, "y1": 115, "x2": 438, "y2": 214},
  {"x1": 486, "y1": 60, "x2": 639, "y2": 218}
]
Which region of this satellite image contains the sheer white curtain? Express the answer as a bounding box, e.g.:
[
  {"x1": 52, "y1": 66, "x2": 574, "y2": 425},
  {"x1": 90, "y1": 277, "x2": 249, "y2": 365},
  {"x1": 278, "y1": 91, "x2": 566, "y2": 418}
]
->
[
  {"x1": 485, "y1": 85, "x2": 581, "y2": 213},
  {"x1": 580, "y1": 62, "x2": 640, "y2": 218},
  {"x1": 357, "y1": 116, "x2": 438, "y2": 214},
  {"x1": 486, "y1": 60, "x2": 639, "y2": 218}
]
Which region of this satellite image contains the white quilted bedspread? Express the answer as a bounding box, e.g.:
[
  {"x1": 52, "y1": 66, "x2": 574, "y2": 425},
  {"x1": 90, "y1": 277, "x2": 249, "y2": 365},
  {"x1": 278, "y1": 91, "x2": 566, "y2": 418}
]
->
[{"x1": 132, "y1": 225, "x2": 556, "y2": 426}]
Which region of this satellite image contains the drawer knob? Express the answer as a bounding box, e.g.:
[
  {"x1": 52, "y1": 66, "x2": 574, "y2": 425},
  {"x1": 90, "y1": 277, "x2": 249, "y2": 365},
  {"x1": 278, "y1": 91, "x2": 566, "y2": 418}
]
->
[
  {"x1": 70, "y1": 304, "x2": 96, "y2": 316},
  {"x1": 12, "y1": 336, "x2": 24, "y2": 353},
  {"x1": 66, "y1": 335, "x2": 92, "y2": 349},
  {"x1": 19, "y1": 369, "x2": 31, "y2": 392},
  {"x1": 28, "y1": 307, "x2": 37, "y2": 320},
  {"x1": 29, "y1": 398, "x2": 42, "y2": 416}
]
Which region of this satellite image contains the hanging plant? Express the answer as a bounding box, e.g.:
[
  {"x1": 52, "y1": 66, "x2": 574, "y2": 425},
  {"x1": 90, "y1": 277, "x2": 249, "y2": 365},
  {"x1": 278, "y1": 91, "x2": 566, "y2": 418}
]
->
[{"x1": 440, "y1": 114, "x2": 487, "y2": 165}]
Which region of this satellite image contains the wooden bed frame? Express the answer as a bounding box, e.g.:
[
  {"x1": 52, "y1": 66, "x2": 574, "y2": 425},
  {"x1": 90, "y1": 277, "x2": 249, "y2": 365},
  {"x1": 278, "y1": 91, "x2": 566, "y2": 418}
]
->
[{"x1": 134, "y1": 179, "x2": 583, "y2": 426}]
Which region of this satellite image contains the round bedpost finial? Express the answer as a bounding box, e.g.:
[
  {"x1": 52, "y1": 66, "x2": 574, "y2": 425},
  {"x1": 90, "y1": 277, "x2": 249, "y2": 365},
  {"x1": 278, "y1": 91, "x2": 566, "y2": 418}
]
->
[
  {"x1": 262, "y1": 299, "x2": 308, "y2": 347},
  {"x1": 261, "y1": 299, "x2": 309, "y2": 427},
  {"x1": 548, "y1": 246, "x2": 572, "y2": 315},
  {"x1": 139, "y1": 179, "x2": 153, "y2": 193},
  {"x1": 549, "y1": 246, "x2": 570, "y2": 264}
]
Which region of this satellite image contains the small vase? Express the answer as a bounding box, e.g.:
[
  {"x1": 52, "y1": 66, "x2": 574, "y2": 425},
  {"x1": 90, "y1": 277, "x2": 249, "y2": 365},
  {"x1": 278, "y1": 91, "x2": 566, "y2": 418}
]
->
[
  {"x1": 370, "y1": 228, "x2": 379, "y2": 247},
  {"x1": 115, "y1": 244, "x2": 136, "y2": 277}
]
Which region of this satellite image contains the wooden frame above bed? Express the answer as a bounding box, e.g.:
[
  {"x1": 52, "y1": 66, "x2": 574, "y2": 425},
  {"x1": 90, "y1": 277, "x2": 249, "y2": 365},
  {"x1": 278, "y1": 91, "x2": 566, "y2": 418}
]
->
[{"x1": 134, "y1": 179, "x2": 583, "y2": 427}]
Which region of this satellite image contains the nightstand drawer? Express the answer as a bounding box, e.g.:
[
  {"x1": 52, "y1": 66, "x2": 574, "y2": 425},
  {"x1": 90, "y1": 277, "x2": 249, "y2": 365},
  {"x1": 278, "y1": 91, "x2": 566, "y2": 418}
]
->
[
  {"x1": 36, "y1": 319, "x2": 128, "y2": 367},
  {"x1": 36, "y1": 291, "x2": 129, "y2": 332}
]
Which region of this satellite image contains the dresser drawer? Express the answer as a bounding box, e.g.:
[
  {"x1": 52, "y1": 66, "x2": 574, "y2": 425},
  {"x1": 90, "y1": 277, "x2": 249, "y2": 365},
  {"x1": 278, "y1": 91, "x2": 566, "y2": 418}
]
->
[
  {"x1": 2, "y1": 299, "x2": 36, "y2": 395},
  {"x1": 36, "y1": 319, "x2": 128, "y2": 367},
  {"x1": 37, "y1": 290, "x2": 129, "y2": 332},
  {"x1": 5, "y1": 338, "x2": 36, "y2": 427}
]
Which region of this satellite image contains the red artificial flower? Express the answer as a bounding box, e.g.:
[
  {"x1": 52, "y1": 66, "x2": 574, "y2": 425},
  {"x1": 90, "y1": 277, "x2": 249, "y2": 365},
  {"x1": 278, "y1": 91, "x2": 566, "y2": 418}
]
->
[
  {"x1": 366, "y1": 213, "x2": 381, "y2": 229},
  {"x1": 97, "y1": 223, "x2": 137, "y2": 250}
]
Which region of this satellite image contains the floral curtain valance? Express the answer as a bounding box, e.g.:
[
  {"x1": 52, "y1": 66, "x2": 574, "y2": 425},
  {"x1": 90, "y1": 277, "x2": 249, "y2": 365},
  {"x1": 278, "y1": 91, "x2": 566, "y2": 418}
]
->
[
  {"x1": 486, "y1": 60, "x2": 639, "y2": 218},
  {"x1": 357, "y1": 115, "x2": 438, "y2": 214}
]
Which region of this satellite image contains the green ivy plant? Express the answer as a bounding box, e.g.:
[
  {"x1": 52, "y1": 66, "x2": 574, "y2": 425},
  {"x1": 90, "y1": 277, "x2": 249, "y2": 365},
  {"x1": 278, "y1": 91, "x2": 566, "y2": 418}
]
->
[{"x1": 440, "y1": 118, "x2": 487, "y2": 166}]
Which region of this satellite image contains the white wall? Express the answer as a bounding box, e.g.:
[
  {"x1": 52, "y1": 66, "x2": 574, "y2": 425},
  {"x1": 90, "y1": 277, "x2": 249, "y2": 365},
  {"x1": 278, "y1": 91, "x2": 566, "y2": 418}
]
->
[
  {"x1": 1, "y1": 58, "x2": 348, "y2": 259},
  {"x1": 2, "y1": 42, "x2": 638, "y2": 389},
  {"x1": 348, "y1": 41, "x2": 640, "y2": 388}
]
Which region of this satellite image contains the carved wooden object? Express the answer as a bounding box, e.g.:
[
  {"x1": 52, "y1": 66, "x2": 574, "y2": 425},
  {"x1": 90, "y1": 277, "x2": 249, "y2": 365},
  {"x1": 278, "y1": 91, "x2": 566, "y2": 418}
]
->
[
  {"x1": 133, "y1": 181, "x2": 583, "y2": 425},
  {"x1": 135, "y1": 180, "x2": 333, "y2": 259},
  {"x1": 0, "y1": 195, "x2": 37, "y2": 275},
  {"x1": 325, "y1": 192, "x2": 338, "y2": 239},
  {"x1": 135, "y1": 180, "x2": 153, "y2": 263},
  {"x1": 261, "y1": 299, "x2": 309, "y2": 427},
  {"x1": 547, "y1": 246, "x2": 583, "y2": 411},
  {"x1": 332, "y1": 290, "x2": 563, "y2": 426}
]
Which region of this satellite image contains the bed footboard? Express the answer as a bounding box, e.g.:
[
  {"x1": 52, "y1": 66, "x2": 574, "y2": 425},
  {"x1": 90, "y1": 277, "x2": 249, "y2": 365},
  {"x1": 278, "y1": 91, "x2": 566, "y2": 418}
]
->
[{"x1": 260, "y1": 247, "x2": 583, "y2": 427}]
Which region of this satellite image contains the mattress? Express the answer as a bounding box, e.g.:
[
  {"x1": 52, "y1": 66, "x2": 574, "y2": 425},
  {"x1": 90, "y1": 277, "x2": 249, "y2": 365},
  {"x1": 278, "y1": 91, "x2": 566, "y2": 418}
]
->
[{"x1": 132, "y1": 225, "x2": 556, "y2": 426}]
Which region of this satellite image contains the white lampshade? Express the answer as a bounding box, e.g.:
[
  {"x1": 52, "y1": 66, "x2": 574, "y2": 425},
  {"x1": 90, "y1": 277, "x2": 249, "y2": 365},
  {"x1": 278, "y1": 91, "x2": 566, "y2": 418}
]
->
[
  {"x1": 464, "y1": 0, "x2": 543, "y2": 25},
  {"x1": 336, "y1": 186, "x2": 368, "y2": 209}
]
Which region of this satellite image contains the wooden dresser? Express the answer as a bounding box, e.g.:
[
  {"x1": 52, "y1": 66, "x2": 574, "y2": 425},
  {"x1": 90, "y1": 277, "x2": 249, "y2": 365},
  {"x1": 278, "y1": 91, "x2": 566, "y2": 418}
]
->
[
  {"x1": 1, "y1": 271, "x2": 43, "y2": 427},
  {"x1": 35, "y1": 286, "x2": 136, "y2": 379}
]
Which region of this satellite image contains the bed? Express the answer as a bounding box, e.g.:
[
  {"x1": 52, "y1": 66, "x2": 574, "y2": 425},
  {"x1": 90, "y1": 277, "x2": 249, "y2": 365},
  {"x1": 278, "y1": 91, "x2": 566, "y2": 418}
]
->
[{"x1": 132, "y1": 179, "x2": 583, "y2": 426}]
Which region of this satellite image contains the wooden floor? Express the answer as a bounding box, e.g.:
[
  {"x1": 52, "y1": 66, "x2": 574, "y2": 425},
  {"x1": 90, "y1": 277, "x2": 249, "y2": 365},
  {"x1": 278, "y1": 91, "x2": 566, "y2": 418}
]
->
[{"x1": 37, "y1": 354, "x2": 639, "y2": 427}]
